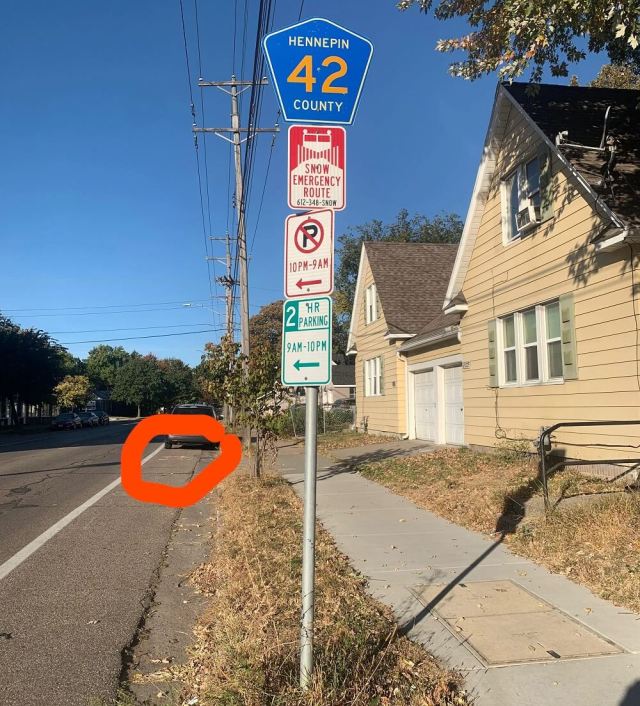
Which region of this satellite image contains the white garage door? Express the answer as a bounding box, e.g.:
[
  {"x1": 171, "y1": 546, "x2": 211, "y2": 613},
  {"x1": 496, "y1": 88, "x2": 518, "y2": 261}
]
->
[
  {"x1": 414, "y1": 370, "x2": 436, "y2": 441},
  {"x1": 444, "y1": 365, "x2": 464, "y2": 445}
]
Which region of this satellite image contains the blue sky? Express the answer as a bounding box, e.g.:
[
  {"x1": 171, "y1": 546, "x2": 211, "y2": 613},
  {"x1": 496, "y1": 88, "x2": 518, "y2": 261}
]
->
[{"x1": 1, "y1": 1, "x2": 606, "y2": 366}]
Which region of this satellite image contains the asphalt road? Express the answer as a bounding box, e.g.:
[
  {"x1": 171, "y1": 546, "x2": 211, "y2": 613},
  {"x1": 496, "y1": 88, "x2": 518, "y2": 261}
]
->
[{"x1": 0, "y1": 422, "x2": 207, "y2": 706}]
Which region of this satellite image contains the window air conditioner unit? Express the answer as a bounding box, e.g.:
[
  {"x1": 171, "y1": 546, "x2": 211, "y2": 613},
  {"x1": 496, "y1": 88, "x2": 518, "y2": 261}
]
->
[{"x1": 516, "y1": 201, "x2": 539, "y2": 232}]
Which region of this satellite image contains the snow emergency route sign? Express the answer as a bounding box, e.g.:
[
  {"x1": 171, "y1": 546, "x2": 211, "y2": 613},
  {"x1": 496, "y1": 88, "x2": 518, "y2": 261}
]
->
[
  {"x1": 284, "y1": 210, "x2": 334, "y2": 298},
  {"x1": 263, "y1": 18, "x2": 373, "y2": 125},
  {"x1": 282, "y1": 297, "x2": 332, "y2": 386},
  {"x1": 288, "y1": 126, "x2": 346, "y2": 211}
]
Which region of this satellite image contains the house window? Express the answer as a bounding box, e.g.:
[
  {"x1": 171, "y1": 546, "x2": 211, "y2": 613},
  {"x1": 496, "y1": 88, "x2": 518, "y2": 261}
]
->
[
  {"x1": 545, "y1": 301, "x2": 563, "y2": 379},
  {"x1": 502, "y1": 315, "x2": 517, "y2": 383},
  {"x1": 365, "y1": 284, "x2": 378, "y2": 324},
  {"x1": 522, "y1": 308, "x2": 539, "y2": 381},
  {"x1": 365, "y1": 357, "x2": 382, "y2": 396},
  {"x1": 504, "y1": 155, "x2": 542, "y2": 240},
  {"x1": 498, "y1": 301, "x2": 563, "y2": 386}
]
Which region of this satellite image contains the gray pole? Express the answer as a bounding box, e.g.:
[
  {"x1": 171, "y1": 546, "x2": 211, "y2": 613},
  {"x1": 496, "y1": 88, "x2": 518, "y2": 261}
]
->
[
  {"x1": 230, "y1": 77, "x2": 250, "y2": 365},
  {"x1": 300, "y1": 385, "x2": 318, "y2": 688},
  {"x1": 194, "y1": 77, "x2": 278, "y2": 435}
]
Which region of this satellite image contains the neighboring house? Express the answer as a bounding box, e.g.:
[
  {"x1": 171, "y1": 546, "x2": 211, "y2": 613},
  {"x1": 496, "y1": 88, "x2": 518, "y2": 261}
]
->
[
  {"x1": 350, "y1": 82, "x2": 640, "y2": 466},
  {"x1": 347, "y1": 242, "x2": 459, "y2": 436},
  {"x1": 321, "y1": 363, "x2": 355, "y2": 407},
  {"x1": 443, "y1": 82, "x2": 640, "y2": 463}
]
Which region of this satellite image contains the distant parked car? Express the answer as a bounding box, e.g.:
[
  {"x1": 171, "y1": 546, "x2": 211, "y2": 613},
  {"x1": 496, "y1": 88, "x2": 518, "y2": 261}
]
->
[
  {"x1": 51, "y1": 413, "x2": 82, "y2": 430},
  {"x1": 92, "y1": 410, "x2": 110, "y2": 425},
  {"x1": 165, "y1": 404, "x2": 218, "y2": 450},
  {"x1": 78, "y1": 411, "x2": 99, "y2": 428}
]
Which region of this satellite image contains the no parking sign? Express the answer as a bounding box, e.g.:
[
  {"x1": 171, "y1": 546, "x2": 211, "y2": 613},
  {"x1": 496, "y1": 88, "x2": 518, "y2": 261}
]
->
[{"x1": 284, "y1": 210, "x2": 334, "y2": 298}]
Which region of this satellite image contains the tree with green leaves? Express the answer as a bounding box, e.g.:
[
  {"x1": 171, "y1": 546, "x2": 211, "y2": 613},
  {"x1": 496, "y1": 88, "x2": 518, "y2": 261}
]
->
[
  {"x1": 590, "y1": 63, "x2": 640, "y2": 88},
  {"x1": 86, "y1": 345, "x2": 132, "y2": 391},
  {"x1": 197, "y1": 335, "x2": 285, "y2": 477},
  {"x1": 397, "y1": 1, "x2": 640, "y2": 81},
  {"x1": 0, "y1": 314, "x2": 66, "y2": 425},
  {"x1": 334, "y1": 209, "x2": 463, "y2": 318},
  {"x1": 58, "y1": 350, "x2": 87, "y2": 377},
  {"x1": 249, "y1": 300, "x2": 283, "y2": 352},
  {"x1": 158, "y1": 358, "x2": 196, "y2": 408},
  {"x1": 54, "y1": 375, "x2": 92, "y2": 410},
  {"x1": 112, "y1": 355, "x2": 166, "y2": 417}
]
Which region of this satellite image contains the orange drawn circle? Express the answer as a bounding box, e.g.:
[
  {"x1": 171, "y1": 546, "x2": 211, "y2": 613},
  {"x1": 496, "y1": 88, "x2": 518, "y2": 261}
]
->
[{"x1": 120, "y1": 414, "x2": 242, "y2": 508}]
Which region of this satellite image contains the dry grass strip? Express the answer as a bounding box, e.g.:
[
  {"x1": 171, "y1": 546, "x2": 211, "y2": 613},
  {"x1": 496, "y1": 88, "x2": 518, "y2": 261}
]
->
[
  {"x1": 360, "y1": 448, "x2": 640, "y2": 613},
  {"x1": 317, "y1": 431, "x2": 391, "y2": 453},
  {"x1": 184, "y1": 474, "x2": 469, "y2": 706}
]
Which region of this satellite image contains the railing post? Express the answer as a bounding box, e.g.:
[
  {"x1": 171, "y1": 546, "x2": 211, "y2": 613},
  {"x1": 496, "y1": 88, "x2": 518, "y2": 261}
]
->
[{"x1": 539, "y1": 427, "x2": 550, "y2": 514}]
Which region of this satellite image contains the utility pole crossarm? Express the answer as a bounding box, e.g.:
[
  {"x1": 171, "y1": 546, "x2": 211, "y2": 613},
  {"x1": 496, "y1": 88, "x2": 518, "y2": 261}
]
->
[
  {"x1": 193, "y1": 127, "x2": 280, "y2": 134},
  {"x1": 198, "y1": 78, "x2": 269, "y2": 87}
]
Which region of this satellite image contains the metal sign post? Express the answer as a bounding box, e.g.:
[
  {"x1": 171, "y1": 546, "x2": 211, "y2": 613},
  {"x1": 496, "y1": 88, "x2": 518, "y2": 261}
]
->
[
  {"x1": 300, "y1": 385, "x2": 318, "y2": 688},
  {"x1": 265, "y1": 15, "x2": 372, "y2": 691}
]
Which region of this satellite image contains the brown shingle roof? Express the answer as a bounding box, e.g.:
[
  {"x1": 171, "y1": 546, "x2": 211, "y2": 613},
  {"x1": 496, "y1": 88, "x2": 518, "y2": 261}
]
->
[
  {"x1": 399, "y1": 311, "x2": 461, "y2": 352},
  {"x1": 364, "y1": 242, "x2": 458, "y2": 335},
  {"x1": 504, "y1": 83, "x2": 640, "y2": 229}
]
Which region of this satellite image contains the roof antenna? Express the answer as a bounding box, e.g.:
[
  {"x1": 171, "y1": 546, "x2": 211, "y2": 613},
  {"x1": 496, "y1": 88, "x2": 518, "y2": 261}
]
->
[
  {"x1": 555, "y1": 105, "x2": 613, "y2": 154},
  {"x1": 599, "y1": 105, "x2": 611, "y2": 149}
]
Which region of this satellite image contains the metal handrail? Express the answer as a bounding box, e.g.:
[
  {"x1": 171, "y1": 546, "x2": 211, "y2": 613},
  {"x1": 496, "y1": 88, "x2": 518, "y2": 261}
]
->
[{"x1": 538, "y1": 420, "x2": 640, "y2": 512}]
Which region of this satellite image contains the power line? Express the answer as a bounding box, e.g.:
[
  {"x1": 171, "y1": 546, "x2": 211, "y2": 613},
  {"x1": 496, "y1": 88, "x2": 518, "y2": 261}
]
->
[
  {"x1": 194, "y1": 0, "x2": 217, "y2": 291},
  {"x1": 59, "y1": 328, "x2": 228, "y2": 345},
  {"x1": 232, "y1": 0, "x2": 239, "y2": 73},
  {"x1": 249, "y1": 132, "x2": 276, "y2": 257},
  {"x1": 178, "y1": 0, "x2": 218, "y2": 327},
  {"x1": 3, "y1": 298, "x2": 211, "y2": 313},
  {"x1": 49, "y1": 323, "x2": 216, "y2": 334},
  {"x1": 13, "y1": 305, "x2": 212, "y2": 318},
  {"x1": 231, "y1": 0, "x2": 275, "y2": 309}
]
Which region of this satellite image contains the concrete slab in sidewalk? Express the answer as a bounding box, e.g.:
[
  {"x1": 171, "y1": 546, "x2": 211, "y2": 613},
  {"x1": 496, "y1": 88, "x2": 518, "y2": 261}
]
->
[{"x1": 278, "y1": 445, "x2": 640, "y2": 706}]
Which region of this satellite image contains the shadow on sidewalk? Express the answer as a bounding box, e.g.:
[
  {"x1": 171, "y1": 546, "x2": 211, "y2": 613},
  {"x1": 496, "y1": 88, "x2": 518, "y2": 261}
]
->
[
  {"x1": 620, "y1": 681, "x2": 640, "y2": 706},
  {"x1": 397, "y1": 534, "x2": 506, "y2": 635},
  {"x1": 287, "y1": 446, "x2": 435, "y2": 486}
]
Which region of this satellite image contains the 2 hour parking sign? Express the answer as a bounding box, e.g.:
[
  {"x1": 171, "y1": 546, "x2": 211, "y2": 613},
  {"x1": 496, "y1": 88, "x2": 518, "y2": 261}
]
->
[
  {"x1": 263, "y1": 18, "x2": 373, "y2": 125},
  {"x1": 281, "y1": 297, "x2": 332, "y2": 386}
]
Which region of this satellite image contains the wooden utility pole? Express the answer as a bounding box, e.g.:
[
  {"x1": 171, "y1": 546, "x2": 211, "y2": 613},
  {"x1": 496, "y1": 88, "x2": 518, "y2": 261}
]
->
[
  {"x1": 208, "y1": 233, "x2": 235, "y2": 425},
  {"x1": 194, "y1": 76, "x2": 278, "y2": 363},
  {"x1": 208, "y1": 233, "x2": 235, "y2": 340}
]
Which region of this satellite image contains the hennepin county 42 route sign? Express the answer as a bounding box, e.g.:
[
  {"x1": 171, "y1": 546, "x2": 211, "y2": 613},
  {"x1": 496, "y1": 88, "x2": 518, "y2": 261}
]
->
[{"x1": 263, "y1": 18, "x2": 373, "y2": 125}]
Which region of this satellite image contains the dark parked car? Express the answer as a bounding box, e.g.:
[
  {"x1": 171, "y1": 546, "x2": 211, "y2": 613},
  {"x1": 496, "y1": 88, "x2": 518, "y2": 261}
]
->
[
  {"x1": 165, "y1": 404, "x2": 218, "y2": 449},
  {"x1": 51, "y1": 413, "x2": 82, "y2": 430},
  {"x1": 92, "y1": 410, "x2": 110, "y2": 425},
  {"x1": 78, "y1": 411, "x2": 99, "y2": 428}
]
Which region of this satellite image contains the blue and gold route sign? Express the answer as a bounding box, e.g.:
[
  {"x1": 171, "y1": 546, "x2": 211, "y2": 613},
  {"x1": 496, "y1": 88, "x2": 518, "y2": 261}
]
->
[{"x1": 263, "y1": 17, "x2": 373, "y2": 125}]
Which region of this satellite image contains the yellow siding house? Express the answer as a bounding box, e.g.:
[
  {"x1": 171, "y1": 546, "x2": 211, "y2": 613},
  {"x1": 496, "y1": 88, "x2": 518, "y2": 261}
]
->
[
  {"x1": 347, "y1": 242, "x2": 458, "y2": 437},
  {"x1": 445, "y1": 82, "x2": 640, "y2": 464}
]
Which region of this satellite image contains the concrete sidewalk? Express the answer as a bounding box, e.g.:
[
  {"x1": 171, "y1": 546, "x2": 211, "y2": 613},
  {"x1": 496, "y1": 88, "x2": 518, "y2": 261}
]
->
[{"x1": 278, "y1": 443, "x2": 640, "y2": 706}]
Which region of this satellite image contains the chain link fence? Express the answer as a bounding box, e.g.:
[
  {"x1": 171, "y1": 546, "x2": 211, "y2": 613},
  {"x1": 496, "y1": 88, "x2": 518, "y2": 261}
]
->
[{"x1": 280, "y1": 403, "x2": 356, "y2": 438}]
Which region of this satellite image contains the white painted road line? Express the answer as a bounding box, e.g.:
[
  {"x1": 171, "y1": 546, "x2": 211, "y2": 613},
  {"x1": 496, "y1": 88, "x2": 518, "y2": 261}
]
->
[{"x1": 0, "y1": 443, "x2": 164, "y2": 582}]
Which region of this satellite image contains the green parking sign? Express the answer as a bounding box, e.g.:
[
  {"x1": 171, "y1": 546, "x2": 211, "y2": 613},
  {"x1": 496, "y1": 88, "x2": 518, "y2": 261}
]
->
[{"x1": 281, "y1": 297, "x2": 332, "y2": 386}]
